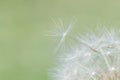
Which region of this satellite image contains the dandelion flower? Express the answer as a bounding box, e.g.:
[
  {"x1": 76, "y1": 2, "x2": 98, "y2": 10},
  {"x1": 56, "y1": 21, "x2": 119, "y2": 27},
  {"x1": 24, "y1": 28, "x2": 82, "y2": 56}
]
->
[{"x1": 52, "y1": 27, "x2": 120, "y2": 80}]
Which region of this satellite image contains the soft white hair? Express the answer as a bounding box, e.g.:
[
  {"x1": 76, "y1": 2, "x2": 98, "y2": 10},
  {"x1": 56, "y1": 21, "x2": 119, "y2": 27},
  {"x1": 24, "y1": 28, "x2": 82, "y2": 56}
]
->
[{"x1": 51, "y1": 24, "x2": 120, "y2": 80}]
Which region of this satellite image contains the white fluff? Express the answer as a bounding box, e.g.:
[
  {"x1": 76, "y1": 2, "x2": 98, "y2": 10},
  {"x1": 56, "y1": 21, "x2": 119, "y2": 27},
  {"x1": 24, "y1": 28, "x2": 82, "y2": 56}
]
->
[{"x1": 51, "y1": 25, "x2": 120, "y2": 80}]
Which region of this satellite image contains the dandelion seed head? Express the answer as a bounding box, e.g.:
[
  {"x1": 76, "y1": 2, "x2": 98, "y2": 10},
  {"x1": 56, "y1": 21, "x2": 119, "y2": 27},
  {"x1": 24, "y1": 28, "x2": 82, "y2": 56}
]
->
[{"x1": 51, "y1": 26, "x2": 120, "y2": 80}]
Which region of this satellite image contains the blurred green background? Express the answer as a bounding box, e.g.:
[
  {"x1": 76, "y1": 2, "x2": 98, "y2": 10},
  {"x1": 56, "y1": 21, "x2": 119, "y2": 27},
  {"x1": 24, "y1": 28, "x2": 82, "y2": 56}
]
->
[{"x1": 0, "y1": 0, "x2": 120, "y2": 80}]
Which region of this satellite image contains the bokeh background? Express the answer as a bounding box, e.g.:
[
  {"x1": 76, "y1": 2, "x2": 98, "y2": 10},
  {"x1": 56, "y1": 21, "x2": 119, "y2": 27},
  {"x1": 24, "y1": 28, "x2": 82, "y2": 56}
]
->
[{"x1": 0, "y1": 0, "x2": 120, "y2": 80}]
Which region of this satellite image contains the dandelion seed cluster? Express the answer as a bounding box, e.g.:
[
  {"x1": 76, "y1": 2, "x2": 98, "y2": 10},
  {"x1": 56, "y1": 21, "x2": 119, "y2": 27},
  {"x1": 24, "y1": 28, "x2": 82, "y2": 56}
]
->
[{"x1": 52, "y1": 26, "x2": 120, "y2": 80}]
